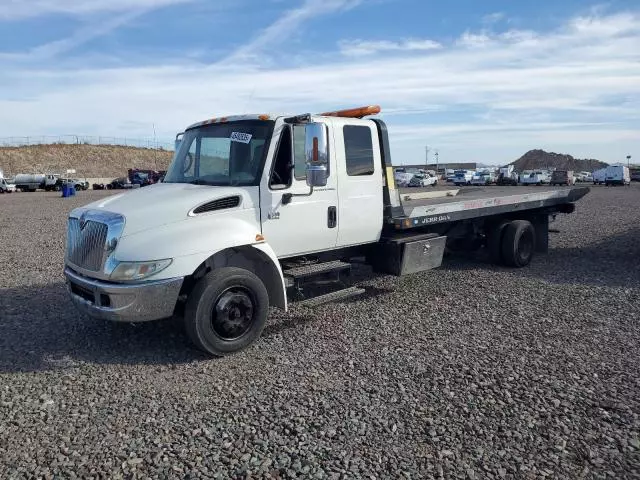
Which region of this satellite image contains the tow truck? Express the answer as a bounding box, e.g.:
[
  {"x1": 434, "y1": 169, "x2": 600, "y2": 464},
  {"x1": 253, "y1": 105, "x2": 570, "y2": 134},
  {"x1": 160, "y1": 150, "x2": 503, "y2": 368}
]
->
[{"x1": 63, "y1": 105, "x2": 589, "y2": 356}]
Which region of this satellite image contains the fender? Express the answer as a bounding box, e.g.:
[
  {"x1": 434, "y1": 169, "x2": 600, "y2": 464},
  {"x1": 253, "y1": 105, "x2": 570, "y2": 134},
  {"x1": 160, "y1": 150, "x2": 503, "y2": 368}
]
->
[
  {"x1": 111, "y1": 211, "x2": 288, "y2": 310},
  {"x1": 252, "y1": 242, "x2": 287, "y2": 310}
]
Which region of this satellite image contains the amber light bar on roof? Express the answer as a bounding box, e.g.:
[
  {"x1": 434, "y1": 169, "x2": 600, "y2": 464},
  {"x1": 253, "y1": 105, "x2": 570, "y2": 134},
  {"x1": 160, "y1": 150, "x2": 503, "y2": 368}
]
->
[{"x1": 319, "y1": 105, "x2": 381, "y2": 118}]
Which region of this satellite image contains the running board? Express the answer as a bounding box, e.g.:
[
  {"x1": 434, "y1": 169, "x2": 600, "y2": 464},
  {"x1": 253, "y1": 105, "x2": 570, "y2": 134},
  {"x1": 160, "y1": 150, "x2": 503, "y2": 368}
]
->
[
  {"x1": 284, "y1": 260, "x2": 351, "y2": 279},
  {"x1": 297, "y1": 287, "x2": 365, "y2": 307}
]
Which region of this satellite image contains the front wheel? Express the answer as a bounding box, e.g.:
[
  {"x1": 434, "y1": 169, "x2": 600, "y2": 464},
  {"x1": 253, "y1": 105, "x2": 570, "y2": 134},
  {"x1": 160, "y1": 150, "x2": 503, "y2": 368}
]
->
[{"x1": 184, "y1": 267, "x2": 269, "y2": 356}]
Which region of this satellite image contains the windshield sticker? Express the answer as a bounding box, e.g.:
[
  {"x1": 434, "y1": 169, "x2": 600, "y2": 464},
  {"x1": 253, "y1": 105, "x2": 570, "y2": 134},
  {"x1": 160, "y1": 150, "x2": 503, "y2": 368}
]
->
[{"x1": 230, "y1": 132, "x2": 252, "y2": 144}]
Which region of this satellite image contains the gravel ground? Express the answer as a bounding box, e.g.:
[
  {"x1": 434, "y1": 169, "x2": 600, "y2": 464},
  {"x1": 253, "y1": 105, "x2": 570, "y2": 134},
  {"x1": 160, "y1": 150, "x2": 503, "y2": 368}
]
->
[{"x1": 1, "y1": 186, "x2": 639, "y2": 479}]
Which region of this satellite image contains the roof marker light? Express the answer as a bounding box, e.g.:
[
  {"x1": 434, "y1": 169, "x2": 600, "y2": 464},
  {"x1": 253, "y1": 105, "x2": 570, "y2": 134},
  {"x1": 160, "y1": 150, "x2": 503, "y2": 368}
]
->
[{"x1": 319, "y1": 105, "x2": 381, "y2": 119}]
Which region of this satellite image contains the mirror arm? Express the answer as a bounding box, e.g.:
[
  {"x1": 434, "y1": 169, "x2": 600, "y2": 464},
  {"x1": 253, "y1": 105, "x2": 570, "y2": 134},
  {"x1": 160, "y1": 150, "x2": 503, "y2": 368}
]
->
[{"x1": 282, "y1": 187, "x2": 314, "y2": 205}]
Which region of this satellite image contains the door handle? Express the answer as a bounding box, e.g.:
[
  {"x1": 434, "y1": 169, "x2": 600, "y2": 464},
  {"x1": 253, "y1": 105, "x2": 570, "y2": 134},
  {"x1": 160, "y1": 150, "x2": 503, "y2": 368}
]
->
[{"x1": 328, "y1": 206, "x2": 337, "y2": 228}]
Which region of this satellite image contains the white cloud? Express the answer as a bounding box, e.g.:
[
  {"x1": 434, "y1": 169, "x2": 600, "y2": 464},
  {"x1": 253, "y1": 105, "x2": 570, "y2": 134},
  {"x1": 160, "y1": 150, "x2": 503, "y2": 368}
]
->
[
  {"x1": 225, "y1": 0, "x2": 363, "y2": 62},
  {"x1": 339, "y1": 39, "x2": 442, "y2": 56},
  {"x1": 0, "y1": 8, "x2": 638, "y2": 164},
  {"x1": 482, "y1": 12, "x2": 505, "y2": 25},
  {"x1": 457, "y1": 31, "x2": 493, "y2": 48},
  {"x1": 0, "y1": 0, "x2": 194, "y2": 20}
]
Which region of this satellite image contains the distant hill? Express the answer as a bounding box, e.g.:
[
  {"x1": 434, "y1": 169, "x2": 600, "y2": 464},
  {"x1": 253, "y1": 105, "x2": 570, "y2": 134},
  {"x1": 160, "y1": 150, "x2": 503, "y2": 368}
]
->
[
  {"x1": 0, "y1": 144, "x2": 174, "y2": 179},
  {"x1": 511, "y1": 149, "x2": 608, "y2": 172}
]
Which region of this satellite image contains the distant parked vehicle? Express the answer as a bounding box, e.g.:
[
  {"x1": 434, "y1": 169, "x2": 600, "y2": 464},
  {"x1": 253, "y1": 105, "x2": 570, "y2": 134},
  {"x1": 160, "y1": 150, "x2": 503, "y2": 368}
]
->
[
  {"x1": 550, "y1": 170, "x2": 575, "y2": 186},
  {"x1": 592, "y1": 168, "x2": 606, "y2": 185},
  {"x1": 631, "y1": 169, "x2": 640, "y2": 182},
  {"x1": 408, "y1": 173, "x2": 438, "y2": 187},
  {"x1": 13, "y1": 173, "x2": 62, "y2": 191},
  {"x1": 394, "y1": 170, "x2": 414, "y2": 187},
  {"x1": 605, "y1": 165, "x2": 630, "y2": 186},
  {"x1": 0, "y1": 177, "x2": 16, "y2": 193},
  {"x1": 128, "y1": 168, "x2": 165, "y2": 187},
  {"x1": 57, "y1": 178, "x2": 89, "y2": 191},
  {"x1": 453, "y1": 170, "x2": 474, "y2": 186},
  {"x1": 521, "y1": 171, "x2": 550, "y2": 185},
  {"x1": 496, "y1": 166, "x2": 518, "y2": 186},
  {"x1": 106, "y1": 177, "x2": 137, "y2": 190},
  {"x1": 471, "y1": 172, "x2": 496, "y2": 186},
  {"x1": 581, "y1": 173, "x2": 593, "y2": 183},
  {"x1": 445, "y1": 170, "x2": 456, "y2": 182},
  {"x1": 574, "y1": 171, "x2": 591, "y2": 183},
  {"x1": 14, "y1": 173, "x2": 45, "y2": 192}
]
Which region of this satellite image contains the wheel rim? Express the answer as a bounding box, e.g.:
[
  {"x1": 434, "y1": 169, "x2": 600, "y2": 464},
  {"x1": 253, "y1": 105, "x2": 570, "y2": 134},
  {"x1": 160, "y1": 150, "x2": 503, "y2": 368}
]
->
[
  {"x1": 518, "y1": 231, "x2": 534, "y2": 261},
  {"x1": 211, "y1": 287, "x2": 255, "y2": 341}
]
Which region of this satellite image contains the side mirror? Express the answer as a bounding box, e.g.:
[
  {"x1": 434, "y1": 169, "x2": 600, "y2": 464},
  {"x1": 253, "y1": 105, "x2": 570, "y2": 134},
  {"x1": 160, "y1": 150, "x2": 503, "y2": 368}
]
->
[{"x1": 304, "y1": 123, "x2": 328, "y2": 187}]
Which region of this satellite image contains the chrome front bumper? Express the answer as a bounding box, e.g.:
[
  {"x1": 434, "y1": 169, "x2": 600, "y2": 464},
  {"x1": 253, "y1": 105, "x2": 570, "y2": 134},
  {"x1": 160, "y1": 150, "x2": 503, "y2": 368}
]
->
[{"x1": 64, "y1": 267, "x2": 184, "y2": 322}]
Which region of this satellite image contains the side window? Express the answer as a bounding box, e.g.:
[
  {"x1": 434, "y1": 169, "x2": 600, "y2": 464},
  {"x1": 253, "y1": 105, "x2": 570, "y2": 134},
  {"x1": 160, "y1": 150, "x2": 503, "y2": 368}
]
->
[
  {"x1": 344, "y1": 125, "x2": 374, "y2": 176},
  {"x1": 269, "y1": 126, "x2": 293, "y2": 189}
]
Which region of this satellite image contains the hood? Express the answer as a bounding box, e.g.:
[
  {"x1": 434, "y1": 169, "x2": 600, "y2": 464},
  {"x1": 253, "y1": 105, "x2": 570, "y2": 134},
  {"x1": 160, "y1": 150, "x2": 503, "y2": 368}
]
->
[{"x1": 77, "y1": 183, "x2": 259, "y2": 237}]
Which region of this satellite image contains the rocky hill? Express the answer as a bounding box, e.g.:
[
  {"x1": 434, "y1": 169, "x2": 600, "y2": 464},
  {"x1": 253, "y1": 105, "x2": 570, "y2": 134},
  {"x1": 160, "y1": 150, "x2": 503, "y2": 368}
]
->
[
  {"x1": 0, "y1": 144, "x2": 174, "y2": 179},
  {"x1": 512, "y1": 149, "x2": 608, "y2": 172}
]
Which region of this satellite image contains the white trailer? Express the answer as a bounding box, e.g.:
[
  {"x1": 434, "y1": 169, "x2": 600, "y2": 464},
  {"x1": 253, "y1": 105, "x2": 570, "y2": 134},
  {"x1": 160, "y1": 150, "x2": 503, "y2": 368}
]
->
[{"x1": 63, "y1": 105, "x2": 589, "y2": 356}]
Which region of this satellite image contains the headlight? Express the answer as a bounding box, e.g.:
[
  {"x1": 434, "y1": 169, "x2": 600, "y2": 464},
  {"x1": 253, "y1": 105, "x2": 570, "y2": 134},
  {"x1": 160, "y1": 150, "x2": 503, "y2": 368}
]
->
[{"x1": 110, "y1": 259, "x2": 172, "y2": 281}]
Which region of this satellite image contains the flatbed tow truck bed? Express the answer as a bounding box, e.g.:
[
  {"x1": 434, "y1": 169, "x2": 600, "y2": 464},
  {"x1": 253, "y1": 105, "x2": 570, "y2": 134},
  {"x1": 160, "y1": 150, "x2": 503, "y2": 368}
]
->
[{"x1": 390, "y1": 186, "x2": 590, "y2": 229}]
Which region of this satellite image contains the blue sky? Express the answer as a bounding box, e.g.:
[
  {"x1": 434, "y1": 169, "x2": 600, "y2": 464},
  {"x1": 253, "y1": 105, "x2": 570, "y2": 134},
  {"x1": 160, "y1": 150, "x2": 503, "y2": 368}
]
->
[{"x1": 0, "y1": 0, "x2": 638, "y2": 165}]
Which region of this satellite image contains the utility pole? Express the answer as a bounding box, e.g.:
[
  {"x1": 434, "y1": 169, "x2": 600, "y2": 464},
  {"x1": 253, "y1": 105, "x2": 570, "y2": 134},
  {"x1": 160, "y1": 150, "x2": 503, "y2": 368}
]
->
[
  {"x1": 425, "y1": 145, "x2": 430, "y2": 170},
  {"x1": 627, "y1": 155, "x2": 632, "y2": 168},
  {"x1": 435, "y1": 150, "x2": 439, "y2": 178}
]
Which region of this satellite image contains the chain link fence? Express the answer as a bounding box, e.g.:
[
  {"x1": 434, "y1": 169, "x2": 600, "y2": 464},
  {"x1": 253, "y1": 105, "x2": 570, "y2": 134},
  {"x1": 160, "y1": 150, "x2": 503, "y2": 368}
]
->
[{"x1": 0, "y1": 135, "x2": 174, "y2": 151}]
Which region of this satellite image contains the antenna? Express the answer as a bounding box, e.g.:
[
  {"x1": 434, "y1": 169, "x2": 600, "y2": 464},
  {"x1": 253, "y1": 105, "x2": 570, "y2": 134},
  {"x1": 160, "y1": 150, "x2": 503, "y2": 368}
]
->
[{"x1": 153, "y1": 123, "x2": 158, "y2": 170}]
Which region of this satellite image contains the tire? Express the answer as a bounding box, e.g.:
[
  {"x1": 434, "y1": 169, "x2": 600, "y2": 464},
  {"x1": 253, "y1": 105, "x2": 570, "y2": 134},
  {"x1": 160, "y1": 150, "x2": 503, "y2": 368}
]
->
[
  {"x1": 486, "y1": 220, "x2": 510, "y2": 265},
  {"x1": 501, "y1": 220, "x2": 536, "y2": 268},
  {"x1": 184, "y1": 267, "x2": 269, "y2": 356}
]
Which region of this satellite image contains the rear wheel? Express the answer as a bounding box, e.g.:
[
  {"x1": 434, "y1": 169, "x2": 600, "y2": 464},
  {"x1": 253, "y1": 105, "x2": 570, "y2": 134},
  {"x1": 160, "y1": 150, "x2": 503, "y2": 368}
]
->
[
  {"x1": 501, "y1": 220, "x2": 535, "y2": 268},
  {"x1": 184, "y1": 267, "x2": 269, "y2": 356}
]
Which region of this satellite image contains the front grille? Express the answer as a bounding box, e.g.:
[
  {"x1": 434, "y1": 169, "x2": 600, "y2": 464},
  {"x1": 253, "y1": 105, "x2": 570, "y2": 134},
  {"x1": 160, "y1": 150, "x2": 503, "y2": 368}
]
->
[{"x1": 67, "y1": 218, "x2": 108, "y2": 271}]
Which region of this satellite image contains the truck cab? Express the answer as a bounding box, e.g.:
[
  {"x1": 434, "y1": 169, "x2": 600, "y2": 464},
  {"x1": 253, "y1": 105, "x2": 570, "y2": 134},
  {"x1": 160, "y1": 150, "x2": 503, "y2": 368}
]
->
[
  {"x1": 64, "y1": 107, "x2": 389, "y2": 355},
  {"x1": 0, "y1": 177, "x2": 16, "y2": 193}
]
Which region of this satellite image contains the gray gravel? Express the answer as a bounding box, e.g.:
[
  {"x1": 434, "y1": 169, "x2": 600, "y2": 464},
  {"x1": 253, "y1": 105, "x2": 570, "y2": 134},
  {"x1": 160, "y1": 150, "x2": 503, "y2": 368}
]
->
[{"x1": 1, "y1": 186, "x2": 639, "y2": 479}]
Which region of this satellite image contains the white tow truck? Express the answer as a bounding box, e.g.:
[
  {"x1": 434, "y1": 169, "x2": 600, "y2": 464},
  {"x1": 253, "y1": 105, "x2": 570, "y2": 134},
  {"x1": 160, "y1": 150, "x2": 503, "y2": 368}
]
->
[{"x1": 64, "y1": 105, "x2": 589, "y2": 356}]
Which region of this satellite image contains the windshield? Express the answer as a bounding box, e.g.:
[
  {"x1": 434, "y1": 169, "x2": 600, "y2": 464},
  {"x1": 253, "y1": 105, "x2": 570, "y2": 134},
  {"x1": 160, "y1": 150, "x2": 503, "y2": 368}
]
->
[{"x1": 164, "y1": 120, "x2": 274, "y2": 186}]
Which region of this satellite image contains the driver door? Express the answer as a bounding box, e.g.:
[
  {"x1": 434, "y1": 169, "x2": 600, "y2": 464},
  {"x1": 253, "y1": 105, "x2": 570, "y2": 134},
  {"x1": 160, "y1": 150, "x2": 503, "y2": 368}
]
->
[{"x1": 259, "y1": 122, "x2": 338, "y2": 258}]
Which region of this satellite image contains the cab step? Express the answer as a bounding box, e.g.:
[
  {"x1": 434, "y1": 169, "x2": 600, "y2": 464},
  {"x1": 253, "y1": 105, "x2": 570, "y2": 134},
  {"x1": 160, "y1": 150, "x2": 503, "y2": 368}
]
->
[
  {"x1": 297, "y1": 286, "x2": 365, "y2": 307},
  {"x1": 283, "y1": 260, "x2": 351, "y2": 280}
]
